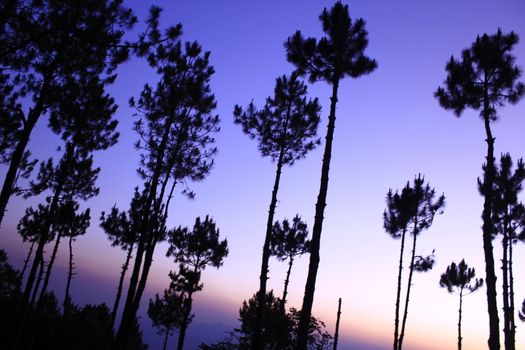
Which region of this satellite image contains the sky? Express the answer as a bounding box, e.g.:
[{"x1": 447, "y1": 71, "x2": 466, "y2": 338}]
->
[{"x1": 1, "y1": 0, "x2": 525, "y2": 349}]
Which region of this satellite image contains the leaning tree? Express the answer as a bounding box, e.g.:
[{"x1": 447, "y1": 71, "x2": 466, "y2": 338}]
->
[
  {"x1": 439, "y1": 260, "x2": 483, "y2": 350},
  {"x1": 435, "y1": 29, "x2": 524, "y2": 350},
  {"x1": 384, "y1": 175, "x2": 445, "y2": 350},
  {"x1": 115, "y1": 10, "x2": 219, "y2": 347},
  {"x1": 234, "y1": 72, "x2": 320, "y2": 349},
  {"x1": 284, "y1": 3, "x2": 377, "y2": 346},
  {"x1": 0, "y1": 0, "x2": 136, "y2": 228}
]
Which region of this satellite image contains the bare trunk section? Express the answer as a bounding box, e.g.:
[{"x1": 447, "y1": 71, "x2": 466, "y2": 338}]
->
[
  {"x1": 0, "y1": 101, "x2": 43, "y2": 228},
  {"x1": 458, "y1": 289, "x2": 463, "y2": 350},
  {"x1": 281, "y1": 255, "x2": 294, "y2": 310},
  {"x1": 481, "y1": 96, "x2": 500, "y2": 350},
  {"x1": 508, "y1": 237, "x2": 516, "y2": 349},
  {"x1": 398, "y1": 223, "x2": 419, "y2": 349},
  {"x1": 297, "y1": 79, "x2": 339, "y2": 350},
  {"x1": 104, "y1": 242, "x2": 134, "y2": 349},
  {"x1": 37, "y1": 230, "x2": 62, "y2": 305},
  {"x1": 333, "y1": 297, "x2": 342, "y2": 350},
  {"x1": 255, "y1": 150, "x2": 285, "y2": 349},
  {"x1": 64, "y1": 235, "x2": 75, "y2": 317},
  {"x1": 177, "y1": 288, "x2": 195, "y2": 350},
  {"x1": 21, "y1": 241, "x2": 36, "y2": 282},
  {"x1": 502, "y1": 222, "x2": 511, "y2": 350},
  {"x1": 393, "y1": 228, "x2": 407, "y2": 350}
]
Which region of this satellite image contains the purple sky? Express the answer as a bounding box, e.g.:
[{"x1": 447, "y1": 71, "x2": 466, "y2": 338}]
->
[{"x1": 2, "y1": 1, "x2": 525, "y2": 349}]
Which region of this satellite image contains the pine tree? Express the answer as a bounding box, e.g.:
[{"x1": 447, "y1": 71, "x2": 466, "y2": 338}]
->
[
  {"x1": 269, "y1": 215, "x2": 311, "y2": 310},
  {"x1": 0, "y1": 0, "x2": 137, "y2": 228},
  {"x1": 115, "y1": 10, "x2": 219, "y2": 346},
  {"x1": 234, "y1": 72, "x2": 320, "y2": 349},
  {"x1": 491, "y1": 154, "x2": 525, "y2": 350},
  {"x1": 435, "y1": 29, "x2": 524, "y2": 350},
  {"x1": 284, "y1": 3, "x2": 377, "y2": 346},
  {"x1": 383, "y1": 175, "x2": 444, "y2": 349},
  {"x1": 439, "y1": 260, "x2": 483, "y2": 350},
  {"x1": 167, "y1": 216, "x2": 228, "y2": 350}
]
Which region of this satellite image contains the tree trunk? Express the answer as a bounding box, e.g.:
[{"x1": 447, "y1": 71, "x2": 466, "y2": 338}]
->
[
  {"x1": 502, "y1": 221, "x2": 511, "y2": 350},
  {"x1": 105, "y1": 242, "x2": 134, "y2": 349},
  {"x1": 21, "y1": 241, "x2": 35, "y2": 282},
  {"x1": 458, "y1": 289, "x2": 463, "y2": 350},
  {"x1": 398, "y1": 225, "x2": 419, "y2": 350},
  {"x1": 64, "y1": 235, "x2": 75, "y2": 318},
  {"x1": 508, "y1": 236, "x2": 516, "y2": 350},
  {"x1": 281, "y1": 255, "x2": 294, "y2": 310},
  {"x1": 393, "y1": 228, "x2": 407, "y2": 350},
  {"x1": 481, "y1": 96, "x2": 500, "y2": 350},
  {"x1": 162, "y1": 326, "x2": 170, "y2": 350},
  {"x1": 37, "y1": 230, "x2": 62, "y2": 305},
  {"x1": 30, "y1": 253, "x2": 45, "y2": 306},
  {"x1": 333, "y1": 297, "x2": 342, "y2": 350},
  {"x1": 255, "y1": 150, "x2": 285, "y2": 349},
  {"x1": 177, "y1": 289, "x2": 195, "y2": 350},
  {"x1": 297, "y1": 79, "x2": 339, "y2": 350},
  {"x1": 0, "y1": 101, "x2": 43, "y2": 229}
]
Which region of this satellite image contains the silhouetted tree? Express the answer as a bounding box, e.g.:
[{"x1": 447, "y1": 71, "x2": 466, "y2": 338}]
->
[
  {"x1": 333, "y1": 298, "x2": 341, "y2": 350},
  {"x1": 270, "y1": 215, "x2": 311, "y2": 310},
  {"x1": 167, "y1": 216, "x2": 228, "y2": 350},
  {"x1": 100, "y1": 187, "x2": 146, "y2": 344},
  {"x1": 492, "y1": 154, "x2": 525, "y2": 350},
  {"x1": 439, "y1": 260, "x2": 483, "y2": 350},
  {"x1": 116, "y1": 11, "x2": 219, "y2": 346},
  {"x1": 285, "y1": 3, "x2": 377, "y2": 347},
  {"x1": 234, "y1": 72, "x2": 320, "y2": 349},
  {"x1": 147, "y1": 270, "x2": 189, "y2": 350},
  {"x1": 0, "y1": 0, "x2": 137, "y2": 228},
  {"x1": 383, "y1": 175, "x2": 444, "y2": 350},
  {"x1": 233, "y1": 291, "x2": 332, "y2": 350},
  {"x1": 435, "y1": 29, "x2": 524, "y2": 350}
]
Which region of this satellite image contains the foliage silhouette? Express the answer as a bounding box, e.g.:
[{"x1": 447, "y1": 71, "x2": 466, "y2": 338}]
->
[
  {"x1": 439, "y1": 260, "x2": 483, "y2": 350},
  {"x1": 491, "y1": 154, "x2": 525, "y2": 350},
  {"x1": 383, "y1": 175, "x2": 444, "y2": 350},
  {"x1": 435, "y1": 29, "x2": 524, "y2": 350},
  {"x1": 234, "y1": 72, "x2": 320, "y2": 349},
  {"x1": 147, "y1": 269, "x2": 190, "y2": 350},
  {"x1": 201, "y1": 291, "x2": 332, "y2": 350},
  {"x1": 116, "y1": 8, "x2": 219, "y2": 347},
  {"x1": 167, "y1": 215, "x2": 228, "y2": 350},
  {"x1": 0, "y1": 0, "x2": 137, "y2": 228},
  {"x1": 269, "y1": 215, "x2": 311, "y2": 310},
  {"x1": 285, "y1": 2, "x2": 377, "y2": 346}
]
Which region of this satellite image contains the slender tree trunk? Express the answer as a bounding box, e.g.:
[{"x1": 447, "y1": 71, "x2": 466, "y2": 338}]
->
[
  {"x1": 21, "y1": 241, "x2": 36, "y2": 282},
  {"x1": 398, "y1": 226, "x2": 419, "y2": 349},
  {"x1": 0, "y1": 102, "x2": 43, "y2": 228},
  {"x1": 508, "y1": 237, "x2": 516, "y2": 350},
  {"x1": 481, "y1": 96, "x2": 500, "y2": 350},
  {"x1": 37, "y1": 230, "x2": 62, "y2": 305},
  {"x1": 177, "y1": 289, "x2": 195, "y2": 350},
  {"x1": 281, "y1": 255, "x2": 294, "y2": 310},
  {"x1": 64, "y1": 235, "x2": 74, "y2": 318},
  {"x1": 254, "y1": 150, "x2": 285, "y2": 349},
  {"x1": 162, "y1": 326, "x2": 170, "y2": 350},
  {"x1": 393, "y1": 228, "x2": 407, "y2": 350},
  {"x1": 131, "y1": 235, "x2": 158, "y2": 317},
  {"x1": 502, "y1": 223, "x2": 511, "y2": 350},
  {"x1": 30, "y1": 253, "x2": 45, "y2": 306},
  {"x1": 104, "y1": 242, "x2": 134, "y2": 349},
  {"x1": 297, "y1": 79, "x2": 339, "y2": 350},
  {"x1": 333, "y1": 297, "x2": 342, "y2": 350},
  {"x1": 458, "y1": 289, "x2": 463, "y2": 350}
]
